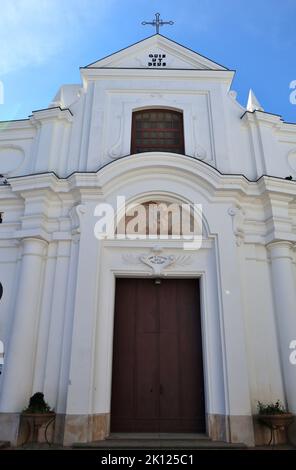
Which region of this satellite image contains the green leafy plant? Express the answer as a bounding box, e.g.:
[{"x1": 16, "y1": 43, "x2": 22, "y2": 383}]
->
[
  {"x1": 23, "y1": 392, "x2": 52, "y2": 414},
  {"x1": 257, "y1": 400, "x2": 287, "y2": 415}
]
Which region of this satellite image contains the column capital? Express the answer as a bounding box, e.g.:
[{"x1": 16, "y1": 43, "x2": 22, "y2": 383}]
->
[
  {"x1": 21, "y1": 237, "x2": 48, "y2": 257},
  {"x1": 266, "y1": 240, "x2": 294, "y2": 259}
]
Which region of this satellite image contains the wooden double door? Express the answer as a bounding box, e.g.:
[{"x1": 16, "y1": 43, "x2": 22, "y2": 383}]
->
[{"x1": 111, "y1": 278, "x2": 205, "y2": 433}]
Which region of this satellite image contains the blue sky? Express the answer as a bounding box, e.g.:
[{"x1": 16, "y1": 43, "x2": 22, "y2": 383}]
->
[{"x1": 0, "y1": 0, "x2": 295, "y2": 122}]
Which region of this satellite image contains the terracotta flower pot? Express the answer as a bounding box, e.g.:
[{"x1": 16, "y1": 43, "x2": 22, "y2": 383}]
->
[
  {"x1": 258, "y1": 413, "x2": 294, "y2": 445},
  {"x1": 21, "y1": 411, "x2": 56, "y2": 444},
  {"x1": 258, "y1": 413, "x2": 294, "y2": 429}
]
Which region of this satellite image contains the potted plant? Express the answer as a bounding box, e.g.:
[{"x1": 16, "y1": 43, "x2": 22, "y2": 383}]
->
[
  {"x1": 21, "y1": 392, "x2": 55, "y2": 444},
  {"x1": 257, "y1": 400, "x2": 294, "y2": 445}
]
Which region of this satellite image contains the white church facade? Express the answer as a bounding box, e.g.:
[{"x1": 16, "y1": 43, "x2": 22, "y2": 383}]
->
[{"x1": 0, "y1": 33, "x2": 296, "y2": 447}]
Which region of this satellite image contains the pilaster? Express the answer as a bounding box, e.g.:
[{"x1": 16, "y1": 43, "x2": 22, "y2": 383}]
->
[{"x1": 267, "y1": 241, "x2": 296, "y2": 412}]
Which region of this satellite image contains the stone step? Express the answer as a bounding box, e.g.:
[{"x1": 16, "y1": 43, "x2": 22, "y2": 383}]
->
[
  {"x1": 0, "y1": 441, "x2": 10, "y2": 449},
  {"x1": 108, "y1": 432, "x2": 210, "y2": 441},
  {"x1": 73, "y1": 434, "x2": 246, "y2": 449}
]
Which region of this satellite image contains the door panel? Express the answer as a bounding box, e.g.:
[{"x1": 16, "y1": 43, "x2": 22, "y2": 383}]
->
[
  {"x1": 177, "y1": 280, "x2": 205, "y2": 430},
  {"x1": 110, "y1": 278, "x2": 136, "y2": 424},
  {"x1": 111, "y1": 278, "x2": 205, "y2": 433},
  {"x1": 159, "y1": 279, "x2": 180, "y2": 422},
  {"x1": 135, "y1": 279, "x2": 158, "y2": 426}
]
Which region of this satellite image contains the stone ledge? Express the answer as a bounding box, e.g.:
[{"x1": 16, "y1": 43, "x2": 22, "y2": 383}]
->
[{"x1": 0, "y1": 441, "x2": 10, "y2": 449}]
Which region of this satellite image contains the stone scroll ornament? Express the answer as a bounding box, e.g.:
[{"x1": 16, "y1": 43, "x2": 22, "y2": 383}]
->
[
  {"x1": 122, "y1": 247, "x2": 192, "y2": 276},
  {"x1": 69, "y1": 204, "x2": 86, "y2": 236},
  {"x1": 192, "y1": 115, "x2": 207, "y2": 160},
  {"x1": 108, "y1": 105, "x2": 124, "y2": 159},
  {"x1": 228, "y1": 204, "x2": 245, "y2": 246},
  {"x1": 139, "y1": 253, "x2": 175, "y2": 276}
]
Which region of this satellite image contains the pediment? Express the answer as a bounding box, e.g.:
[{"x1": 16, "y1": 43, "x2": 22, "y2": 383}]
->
[{"x1": 85, "y1": 34, "x2": 228, "y2": 71}]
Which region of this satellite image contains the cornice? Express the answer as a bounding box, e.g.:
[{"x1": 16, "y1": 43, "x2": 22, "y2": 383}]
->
[
  {"x1": 266, "y1": 240, "x2": 294, "y2": 249},
  {"x1": 0, "y1": 119, "x2": 32, "y2": 130},
  {"x1": 11, "y1": 228, "x2": 51, "y2": 243},
  {"x1": 80, "y1": 67, "x2": 234, "y2": 83},
  {"x1": 8, "y1": 173, "x2": 68, "y2": 194},
  {"x1": 84, "y1": 34, "x2": 229, "y2": 71},
  {"x1": 279, "y1": 122, "x2": 296, "y2": 134},
  {"x1": 241, "y1": 110, "x2": 283, "y2": 129},
  {"x1": 258, "y1": 177, "x2": 296, "y2": 199},
  {"x1": 29, "y1": 106, "x2": 73, "y2": 125},
  {"x1": 5, "y1": 154, "x2": 296, "y2": 202}
]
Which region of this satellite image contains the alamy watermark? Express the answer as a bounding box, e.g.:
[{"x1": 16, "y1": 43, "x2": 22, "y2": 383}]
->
[
  {"x1": 290, "y1": 80, "x2": 296, "y2": 105},
  {"x1": 94, "y1": 197, "x2": 203, "y2": 250}
]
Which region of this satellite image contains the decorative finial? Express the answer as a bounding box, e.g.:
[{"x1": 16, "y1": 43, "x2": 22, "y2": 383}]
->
[
  {"x1": 247, "y1": 89, "x2": 264, "y2": 112},
  {"x1": 141, "y1": 12, "x2": 174, "y2": 34}
]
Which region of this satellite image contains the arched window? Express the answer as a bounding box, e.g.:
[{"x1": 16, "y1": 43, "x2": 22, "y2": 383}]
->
[{"x1": 131, "y1": 109, "x2": 184, "y2": 154}]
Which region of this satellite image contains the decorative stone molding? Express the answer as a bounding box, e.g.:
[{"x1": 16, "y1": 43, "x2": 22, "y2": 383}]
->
[
  {"x1": 108, "y1": 105, "x2": 124, "y2": 159},
  {"x1": 266, "y1": 240, "x2": 294, "y2": 260},
  {"x1": 122, "y1": 246, "x2": 192, "y2": 275},
  {"x1": 149, "y1": 93, "x2": 164, "y2": 99},
  {"x1": 30, "y1": 107, "x2": 73, "y2": 124},
  {"x1": 69, "y1": 204, "x2": 86, "y2": 235},
  {"x1": 287, "y1": 149, "x2": 296, "y2": 172},
  {"x1": 139, "y1": 252, "x2": 175, "y2": 275},
  {"x1": 0, "y1": 145, "x2": 25, "y2": 174},
  {"x1": 21, "y1": 237, "x2": 48, "y2": 257},
  {"x1": 192, "y1": 115, "x2": 207, "y2": 160},
  {"x1": 228, "y1": 204, "x2": 245, "y2": 246},
  {"x1": 0, "y1": 239, "x2": 20, "y2": 248}
]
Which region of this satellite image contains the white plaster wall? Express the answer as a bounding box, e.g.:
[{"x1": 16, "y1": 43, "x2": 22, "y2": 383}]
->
[
  {"x1": 87, "y1": 78, "x2": 218, "y2": 169},
  {"x1": 0, "y1": 131, "x2": 35, "y2": 177},
  {"x1": 239, "y1": 243, "x2": 285, "y2": 412},
  {"x1": 59, "y1": 157, "x2": 255, "y2": 424},
  {"x1": 0, "y1": 243, "x2": 19, "y2": 377},
  {"x1": 0, "y1": 153, "x2": 294, "y2": 417},
  {"x1": 92, "y1": 240, "x2": 228, "y2": 420},
  {"x1": 0, "y1": 33, "x2": 295, "y2": 445},
  {"x1": 277, "y1": 142, "x2": 296, "y2": 179},
  {"x1": 1, "y1": 61, "x2": 296, "y2": 180}
]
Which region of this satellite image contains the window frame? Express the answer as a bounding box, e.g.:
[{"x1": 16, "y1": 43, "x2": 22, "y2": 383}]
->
[{"x1": 131, "y1": 109, "x2": 185, "y2": 155}]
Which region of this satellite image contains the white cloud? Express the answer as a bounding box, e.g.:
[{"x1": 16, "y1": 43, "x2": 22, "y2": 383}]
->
[{"x1": 0, "y1": 0, "x2": 112, "y2": 75}]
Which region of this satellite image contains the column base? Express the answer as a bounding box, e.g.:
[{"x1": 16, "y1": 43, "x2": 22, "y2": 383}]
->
[
  {"x1": 0, "y1": 413, "x2": 20, "y2": 446},
  {"x1": 207, "y1": 413, "x2": 228, "y2": 442},
  {"x1": 207, "y1": 413, "x2": 255, "y2": 446},
  {"x1": 5, "y1": 412, "x2": 294, "y2": 447},
  {"x1": 0, "y1": 412, "x2": 110, "y2": 447},
  {"x1": 63, "y1": 413, "x2": 110, "y2": 446}
]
